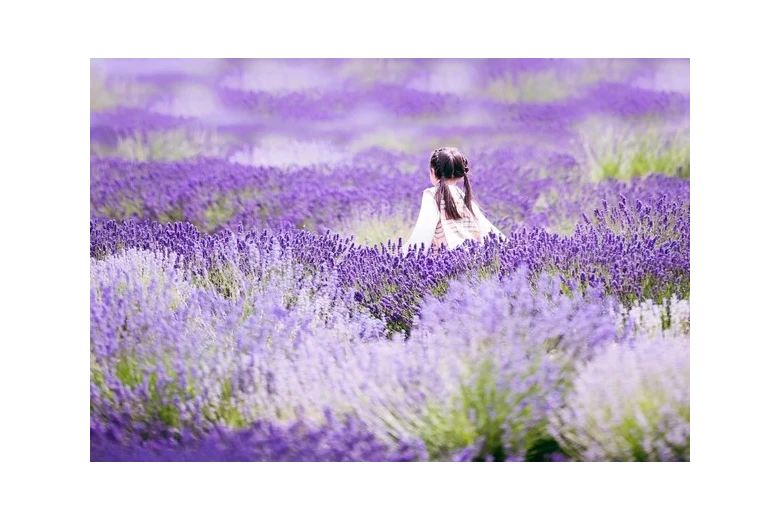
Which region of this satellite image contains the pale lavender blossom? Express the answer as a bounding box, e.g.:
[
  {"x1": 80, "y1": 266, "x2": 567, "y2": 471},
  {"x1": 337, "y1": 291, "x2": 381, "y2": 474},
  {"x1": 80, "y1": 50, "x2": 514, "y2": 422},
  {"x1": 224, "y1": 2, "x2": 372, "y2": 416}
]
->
[{"x1": 550, "y1": 335, "x2": 690, "y2": 461}]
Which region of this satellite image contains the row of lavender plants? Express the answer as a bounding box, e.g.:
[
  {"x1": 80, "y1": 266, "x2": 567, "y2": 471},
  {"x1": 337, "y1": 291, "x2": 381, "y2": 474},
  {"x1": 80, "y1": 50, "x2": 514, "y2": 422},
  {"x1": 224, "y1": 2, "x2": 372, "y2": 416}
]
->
[
  {"x1": 90, "y1": 152, "x2": 689, "y2": 235},
  {"x1": 91, "y1": 206, "x2": 689, "y2": 461},
  {"x1": 90, "y1": 83, "x2": 688, "y2": 152}
]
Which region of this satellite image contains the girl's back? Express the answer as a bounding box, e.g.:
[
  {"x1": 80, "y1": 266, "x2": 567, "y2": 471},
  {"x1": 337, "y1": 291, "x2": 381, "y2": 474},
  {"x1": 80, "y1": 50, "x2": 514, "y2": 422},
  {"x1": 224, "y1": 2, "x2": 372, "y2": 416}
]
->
[
  {"x1": 403, "y1": 147, "x2": 503, "y2": 255},
  {"x1": 425, "y1": 184, "x2": 482, "y2": 251}
]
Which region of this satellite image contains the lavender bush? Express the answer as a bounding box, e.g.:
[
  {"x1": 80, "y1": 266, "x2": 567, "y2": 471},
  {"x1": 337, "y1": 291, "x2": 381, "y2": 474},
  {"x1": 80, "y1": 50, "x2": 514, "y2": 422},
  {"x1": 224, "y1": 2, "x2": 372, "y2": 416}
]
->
[{"x1": 550, "y1": 336, "x2": 690, "y2": 461}]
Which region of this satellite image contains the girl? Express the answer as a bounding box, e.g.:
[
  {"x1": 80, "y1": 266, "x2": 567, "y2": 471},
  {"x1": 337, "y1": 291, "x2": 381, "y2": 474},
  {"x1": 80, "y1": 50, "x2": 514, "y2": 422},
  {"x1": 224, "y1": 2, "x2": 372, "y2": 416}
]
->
[{"x1": 403, "y1": 147, "x2": 504, "y2": 255}]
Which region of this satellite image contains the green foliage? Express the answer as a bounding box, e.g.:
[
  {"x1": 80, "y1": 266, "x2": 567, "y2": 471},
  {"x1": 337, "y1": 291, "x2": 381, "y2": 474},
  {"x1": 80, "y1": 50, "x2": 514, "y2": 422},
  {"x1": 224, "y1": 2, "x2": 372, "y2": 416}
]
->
[
  {"x1": 203, "y1": 197, "x2": 236, "y2": 232},
  {"x1": 202, "y1": 379, "x2": 251, "y2": 429},
  {"x1": 475, "y1": 257, "x2": 501, "y2": 281},
  {"x1": 115, "y1": 355, "x2": 143, "y2": 388},
  {"x1": 97, "y1": 198, "x2": 145, "y2": 220},
  {"x1": 91, "y1": 129, "x2": 228, "y2": 161},
  {"x1": 333, "y1": 210, "x2": 411, "y2": 248},
  {"x1": 385, "y1": 318, "x2": 411, "y2": 339},
  {"x1": 524, "y1": 436, "x2": 565, "y2": 462},
  {"x1": 619, "y1": 272, "x2": 690, "y2": 308},
  {"x1": 418, "y1": 357, "x2": 555, "y2": 462},
  {"x1": 626, "y1": 139, "x2": 690, "y2": 180},
  {"x1": 429, "y1": 280, "x2": 449, "y2": 299},
  {"x1": 581, "y1": 120, "x2": 690, "y2": 181},
  {"x1": 158, "y1": 206, "x2": 184, "y2": 224},
  {"x1": 94, "y1": 344, "x2": 252, "y2": 431},
  {"x1": 199, "y1": 264, "x2": 242, "y2": 300}
]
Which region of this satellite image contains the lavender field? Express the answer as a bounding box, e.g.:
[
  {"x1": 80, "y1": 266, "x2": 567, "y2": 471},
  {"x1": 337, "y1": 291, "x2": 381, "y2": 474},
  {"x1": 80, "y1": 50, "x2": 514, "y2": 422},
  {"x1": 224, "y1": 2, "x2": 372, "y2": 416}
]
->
[{"x1": 90, "y1": 58, "x2": 690, "y2": 462}]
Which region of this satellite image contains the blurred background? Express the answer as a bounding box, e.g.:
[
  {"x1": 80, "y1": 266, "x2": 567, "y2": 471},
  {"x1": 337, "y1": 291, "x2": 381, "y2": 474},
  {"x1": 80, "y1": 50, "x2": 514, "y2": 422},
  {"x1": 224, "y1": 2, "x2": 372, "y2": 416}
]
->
[{"x1": 90, "y1": 58, "x2": 690, "y2": 243}]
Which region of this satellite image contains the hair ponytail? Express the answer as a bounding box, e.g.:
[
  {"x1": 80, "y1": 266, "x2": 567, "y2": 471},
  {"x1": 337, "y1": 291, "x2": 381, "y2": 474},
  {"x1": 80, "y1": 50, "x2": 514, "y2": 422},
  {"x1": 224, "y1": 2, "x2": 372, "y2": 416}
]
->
[
  {"x1": 436, "y1": 178, "x2": 461, "y2": 220},
  {"x1": 463, "y1": 172, "x2": 474, "y2": 216}
]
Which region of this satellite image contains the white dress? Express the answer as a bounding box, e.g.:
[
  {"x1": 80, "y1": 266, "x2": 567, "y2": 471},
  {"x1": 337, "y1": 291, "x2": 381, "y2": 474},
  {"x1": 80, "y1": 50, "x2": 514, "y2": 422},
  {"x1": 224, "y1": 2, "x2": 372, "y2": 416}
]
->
[{"x1": 403, "y1": 184, "x2": 504, "y2": 255}]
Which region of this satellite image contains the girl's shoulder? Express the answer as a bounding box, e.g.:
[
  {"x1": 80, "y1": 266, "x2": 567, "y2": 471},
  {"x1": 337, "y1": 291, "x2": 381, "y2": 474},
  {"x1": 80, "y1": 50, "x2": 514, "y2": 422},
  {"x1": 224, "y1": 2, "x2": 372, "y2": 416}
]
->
[{"x1": 423, "y1": 186, "x2": 438, "y2": 198}]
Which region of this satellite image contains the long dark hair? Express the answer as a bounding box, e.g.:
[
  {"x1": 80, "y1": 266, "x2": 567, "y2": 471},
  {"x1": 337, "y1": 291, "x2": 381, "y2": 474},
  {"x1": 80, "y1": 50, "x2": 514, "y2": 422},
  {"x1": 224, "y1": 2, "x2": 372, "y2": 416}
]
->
[{"x1": 431, "y1": 147, "x2": 474, "y2": 220}]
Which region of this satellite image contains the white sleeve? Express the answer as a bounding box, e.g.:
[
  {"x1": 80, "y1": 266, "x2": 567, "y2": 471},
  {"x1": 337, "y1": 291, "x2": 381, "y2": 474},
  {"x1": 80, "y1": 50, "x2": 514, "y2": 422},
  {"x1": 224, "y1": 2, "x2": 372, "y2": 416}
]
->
[
  {"x1": 473, "y1": 201, "x2": 505, "y2": 239},
  {"x1": 403, "y1": 191, "x2": 439, "y2": 255}
]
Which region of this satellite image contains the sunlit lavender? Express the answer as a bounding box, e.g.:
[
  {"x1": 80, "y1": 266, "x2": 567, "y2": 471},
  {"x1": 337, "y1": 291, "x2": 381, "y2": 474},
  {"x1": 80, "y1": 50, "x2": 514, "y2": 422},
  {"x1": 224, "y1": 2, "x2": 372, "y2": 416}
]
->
[{"x1": 90, "y1": 58, "x2": 690, "y2": 461}]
